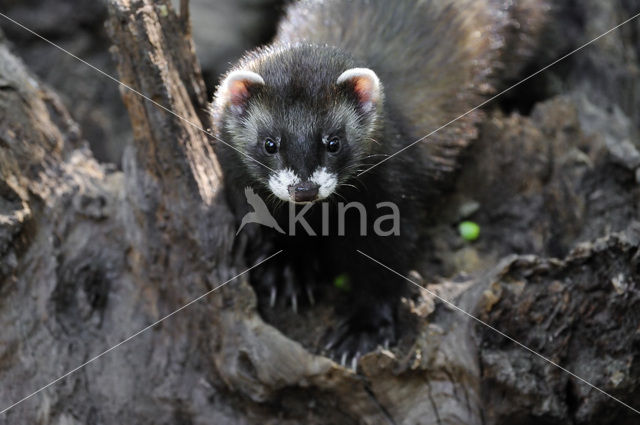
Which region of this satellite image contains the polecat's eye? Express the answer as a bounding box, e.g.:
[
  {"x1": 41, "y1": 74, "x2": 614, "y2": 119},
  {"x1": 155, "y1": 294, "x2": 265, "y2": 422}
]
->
[
  {"x1": 264, "y1": 137, "x2": 278, "y2": 154},
  {"x1": 326, "y1": 136, "x2": 341, "y2": 153}
]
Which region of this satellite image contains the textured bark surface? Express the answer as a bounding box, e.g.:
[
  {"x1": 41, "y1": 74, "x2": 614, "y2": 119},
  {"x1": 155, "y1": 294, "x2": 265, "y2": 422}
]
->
[{"x1": 0, "y1": 0, "x2": 639, "y2": 424}]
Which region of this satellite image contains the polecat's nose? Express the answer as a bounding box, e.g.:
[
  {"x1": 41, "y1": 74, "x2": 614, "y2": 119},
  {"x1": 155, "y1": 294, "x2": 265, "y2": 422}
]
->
[{"x1": 289, "y1": 181, "x2": 319, "y2": 202}]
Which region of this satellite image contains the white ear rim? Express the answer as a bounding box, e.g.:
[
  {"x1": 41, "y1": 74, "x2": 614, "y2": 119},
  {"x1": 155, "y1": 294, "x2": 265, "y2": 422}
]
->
[
  {"x1": 336, "y1": 67, "x2": 377, "y2": 85},
  {"x1": 216, "y1": 70, "x2": 265, "y2": 110},
  {"x1": 336, "y1": 67, "x2": 381, "y2": 103},
  {"x1": 221, "y1": 70, "x2": 265, "y2": 90}
]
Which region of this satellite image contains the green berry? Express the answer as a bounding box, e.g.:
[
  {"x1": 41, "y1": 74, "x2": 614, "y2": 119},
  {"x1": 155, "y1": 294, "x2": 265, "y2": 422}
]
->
[
  {"x1": 459, "y1": 221, "x2": 480, "y2": 241},
  {"x1": 333, "y1": 273, "x2": 351, "y2": 291}
]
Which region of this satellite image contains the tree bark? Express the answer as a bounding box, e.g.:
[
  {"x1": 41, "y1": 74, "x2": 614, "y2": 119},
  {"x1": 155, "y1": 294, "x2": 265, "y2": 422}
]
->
[{"x1": 0, "y1": 0, "x2": 639, "y2": 424}]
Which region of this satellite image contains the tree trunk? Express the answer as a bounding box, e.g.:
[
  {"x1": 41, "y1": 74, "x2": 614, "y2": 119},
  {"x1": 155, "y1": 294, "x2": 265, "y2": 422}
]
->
[{"x1": 0, "y1": 0, "x2": 639, "y2": 424}]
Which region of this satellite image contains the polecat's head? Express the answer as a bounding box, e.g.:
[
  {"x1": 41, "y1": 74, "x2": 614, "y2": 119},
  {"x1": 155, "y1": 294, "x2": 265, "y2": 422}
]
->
[{"x1": 212, "y1": 47, "x2": 383, "y2": 204}]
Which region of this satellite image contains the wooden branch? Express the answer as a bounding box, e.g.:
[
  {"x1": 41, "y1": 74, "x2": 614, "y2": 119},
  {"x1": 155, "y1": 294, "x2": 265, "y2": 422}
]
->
[
  {"x1": 180, "y1": 0, "x2": 190, "y2": 29},
  {"x1": 479, "y1": 228, "x2": 640, "y2": 424},
  {"x1": 106, "y1": 0, "x2": 219, "y2": 209}
]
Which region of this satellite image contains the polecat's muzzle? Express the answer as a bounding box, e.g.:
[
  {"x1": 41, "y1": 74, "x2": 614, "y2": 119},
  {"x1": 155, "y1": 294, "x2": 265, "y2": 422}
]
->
[{"x1": 288, "y1": 181, "x2": 319, "y2": 203}]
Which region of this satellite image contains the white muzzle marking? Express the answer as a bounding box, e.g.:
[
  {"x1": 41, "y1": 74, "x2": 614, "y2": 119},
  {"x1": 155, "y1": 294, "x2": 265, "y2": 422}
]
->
[
  {"x1": 310, "y1": 167, "x2": 338, "y2": 200},
  {"x1": 268, "y1": 167, "x2": 338, "y2": 202},
  {"x1": 268, "y1": 168, "x2": 299, "y2": 201}
]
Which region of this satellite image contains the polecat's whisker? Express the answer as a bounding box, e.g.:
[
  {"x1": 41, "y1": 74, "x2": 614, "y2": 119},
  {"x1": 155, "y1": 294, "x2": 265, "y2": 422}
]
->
[
  {"x1": 339, "y1": 183, "x2": 359, "y2": 191},
  {"x1": 332, "y1": 191, "x2": 348, "y2": 202}
]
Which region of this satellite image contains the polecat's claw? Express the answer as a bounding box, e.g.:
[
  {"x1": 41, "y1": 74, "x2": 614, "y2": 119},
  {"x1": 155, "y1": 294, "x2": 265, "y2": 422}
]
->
[
  {"x1": 340, "y1": 352, "x2": 348, "y2": 367},
  {"x1": 250, "y1": 254, "x2": 320, "y2": 313},
  {"x1": 323, "y1": 306, "x2": 396, "y2": 365},
  {"x1": 283, "y1": 266, "x2": 299, "y2": 313},
  {"x1": 351, "y1": 353, "x2": 359, "y2": 371},
  {"x1": 269, "y1": 286, "x2": 277, "y2": 308},
  {"x1": 323, "y1": 318, "x2": 348, "y2": 351},
  {"x1": 324, "y1": 339, "x2": 335, "y2": 351}
]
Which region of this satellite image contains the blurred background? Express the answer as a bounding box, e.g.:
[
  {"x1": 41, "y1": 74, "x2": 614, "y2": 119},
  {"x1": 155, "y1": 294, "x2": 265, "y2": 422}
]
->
[{"x1": 0, "y1": 0, "x2": 286, "y2": 166}]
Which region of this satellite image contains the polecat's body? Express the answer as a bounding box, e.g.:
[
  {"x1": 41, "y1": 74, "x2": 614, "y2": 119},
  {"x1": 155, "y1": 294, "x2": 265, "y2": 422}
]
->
[{"x1": 212, "y1": 0, "x2": 536, "y2": 358}]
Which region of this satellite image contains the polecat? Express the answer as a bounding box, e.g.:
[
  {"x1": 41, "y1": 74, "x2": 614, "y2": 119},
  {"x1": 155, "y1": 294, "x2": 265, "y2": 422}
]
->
[{"x1": 211, "y1": 0, "x2": 532, "y2": 360}]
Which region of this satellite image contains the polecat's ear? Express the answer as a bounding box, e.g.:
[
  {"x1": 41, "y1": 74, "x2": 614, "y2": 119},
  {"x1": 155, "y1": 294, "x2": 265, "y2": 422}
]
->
[
  {"x1": 336, "y1": 68, "x2": 381, "y2": 113},
  {"x1": 218, "y1": 70, "x2": 264, "y2": 113}
]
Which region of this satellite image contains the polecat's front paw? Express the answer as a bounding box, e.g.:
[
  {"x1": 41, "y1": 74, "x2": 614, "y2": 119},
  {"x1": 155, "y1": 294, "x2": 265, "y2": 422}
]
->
[
  {"x1": 251, "y1": 259, "x2": 318, "y2": 313},
  {"x1": 323, "y1": 304, "x2": 396, "y2": 369}
]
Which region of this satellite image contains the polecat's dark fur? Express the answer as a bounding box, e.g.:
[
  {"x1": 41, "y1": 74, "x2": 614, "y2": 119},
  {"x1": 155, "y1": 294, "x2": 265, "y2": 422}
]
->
[{"x1": 211, "y1": 0, "x2": 542, "y2": 359}]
